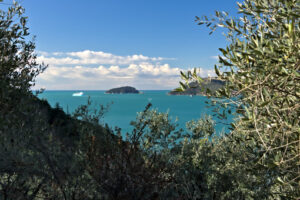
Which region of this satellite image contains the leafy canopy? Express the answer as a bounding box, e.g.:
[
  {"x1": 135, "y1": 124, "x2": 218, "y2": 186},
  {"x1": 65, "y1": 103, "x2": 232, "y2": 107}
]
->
[{"x1": 189, "y1": 0, "x2": 300, "y2": 196}]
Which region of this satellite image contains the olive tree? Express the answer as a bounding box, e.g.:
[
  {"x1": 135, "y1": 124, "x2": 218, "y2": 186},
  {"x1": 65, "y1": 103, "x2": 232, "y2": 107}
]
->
[{"x1": 180, "y1": 0, "x2": 299, "y2": 197}]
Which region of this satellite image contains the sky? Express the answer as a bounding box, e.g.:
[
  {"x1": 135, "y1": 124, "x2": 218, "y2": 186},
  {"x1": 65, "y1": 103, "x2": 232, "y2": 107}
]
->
[{"x1": 2, "y1": 0, "x2": 240, "y2": 90}]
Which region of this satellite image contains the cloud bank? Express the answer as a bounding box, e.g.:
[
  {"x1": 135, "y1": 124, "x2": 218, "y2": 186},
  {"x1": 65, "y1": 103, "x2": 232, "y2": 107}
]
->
[
  {"x1": 35, "y1": 50, "x2": 215, "y2": 90},
  {"x1": 36, "y1": 50, "x2": 173, "y2": 66}
]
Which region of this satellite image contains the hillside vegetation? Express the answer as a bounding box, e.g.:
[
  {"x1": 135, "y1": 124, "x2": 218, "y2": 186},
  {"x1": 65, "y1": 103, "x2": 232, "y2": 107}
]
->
[{"x1": 0, "y1": 0, "x2": 299, "y2": 199}]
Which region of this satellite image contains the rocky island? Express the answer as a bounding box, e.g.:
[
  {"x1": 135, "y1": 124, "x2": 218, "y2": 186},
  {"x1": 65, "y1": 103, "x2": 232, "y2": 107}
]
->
[
  {"x1": 105, "y1": 86, "x2": 140, "y2": 94},
  {"x1": 168, "y1": 78, "x2": 225, "y2": 96}
]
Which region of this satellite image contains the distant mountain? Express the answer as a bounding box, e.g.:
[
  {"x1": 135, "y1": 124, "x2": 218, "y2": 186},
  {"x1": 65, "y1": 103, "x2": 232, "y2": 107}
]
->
[
  {"x1": 105, "y1": 86, "x2": 140, "y2": 94},
  {"x1": 168, "y1": 78, "x2": 225, "y2": 96}
]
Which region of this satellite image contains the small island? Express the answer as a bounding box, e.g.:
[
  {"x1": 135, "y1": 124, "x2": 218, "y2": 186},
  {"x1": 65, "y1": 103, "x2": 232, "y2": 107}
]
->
[
  {"x1": 168, "y1": 78, "x2": 225, "y2": 96},
  {"x1": 105, "y1": 86, "x2": 140, "y2": 94}
]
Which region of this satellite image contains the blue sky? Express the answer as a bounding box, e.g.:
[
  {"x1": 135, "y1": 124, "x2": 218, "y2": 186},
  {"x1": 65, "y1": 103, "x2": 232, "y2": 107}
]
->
[{"x1": 2, "y1": 0, "x2": 239, "y2": 90}]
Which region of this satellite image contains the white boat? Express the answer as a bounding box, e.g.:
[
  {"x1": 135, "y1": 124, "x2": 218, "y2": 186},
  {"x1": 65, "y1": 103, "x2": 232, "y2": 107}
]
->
[{"x1": 72, "y1": 92, "x2": 83, "y2": 96}]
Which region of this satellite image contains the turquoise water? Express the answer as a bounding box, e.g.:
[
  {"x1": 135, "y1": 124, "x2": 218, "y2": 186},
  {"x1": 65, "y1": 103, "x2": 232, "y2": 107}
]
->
[{"x1": 38, "y1": 90, "x2": 233, "y2": 134}]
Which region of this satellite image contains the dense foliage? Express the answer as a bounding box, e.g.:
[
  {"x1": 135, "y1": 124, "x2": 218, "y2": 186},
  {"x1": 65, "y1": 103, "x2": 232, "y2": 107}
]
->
[
  {"x1": 0, "y1": 0, "x2": 299, "y2": 199},
  {"x1": 181, "y1": 0, "x2": 300, "y2": 198}
]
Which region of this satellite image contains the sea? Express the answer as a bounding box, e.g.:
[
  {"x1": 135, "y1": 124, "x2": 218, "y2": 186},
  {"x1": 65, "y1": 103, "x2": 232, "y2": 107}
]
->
[{"x1": 37, "y1": 90, "x2": 234, "y2": 135}]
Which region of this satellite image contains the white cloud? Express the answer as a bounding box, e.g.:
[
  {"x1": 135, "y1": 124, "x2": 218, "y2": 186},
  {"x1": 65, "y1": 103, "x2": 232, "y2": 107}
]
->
[
  {"x1": 198, "y1": 68, "x2": 215, "y2": 78},
  {"x1": 35, "y1": 50, "x2": 50, "y2": 56},
  {"x1": 34, "y1": 50, "x2": 215, "y2": 90},
  {"x1": 36, "y1": 50, "x2": 172, "y2": 66},
  {"x1": 35, "y1": 63, "x2": 181, "y2": 90}
]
